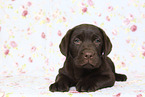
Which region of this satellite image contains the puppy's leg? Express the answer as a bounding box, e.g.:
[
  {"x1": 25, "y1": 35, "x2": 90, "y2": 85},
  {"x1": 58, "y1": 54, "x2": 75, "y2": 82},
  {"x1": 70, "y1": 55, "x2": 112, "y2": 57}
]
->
[
  {"x1": 107, "y1": 57, "x2": 127, "y2": 81},
  {"x1": 49, "y1": 74, "x2": 71, "y2": 92},
  {"x1": 115, "y1": 73, "x2": 127, "y2": 81}
]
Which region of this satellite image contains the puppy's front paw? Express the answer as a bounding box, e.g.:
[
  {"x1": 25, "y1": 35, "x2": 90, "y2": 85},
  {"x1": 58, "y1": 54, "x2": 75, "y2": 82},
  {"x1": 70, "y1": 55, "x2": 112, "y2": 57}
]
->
[
  {"x1": 76, "y1": 80, "x2": 98, "y2": 92},
  {"x1": 49, "y1": 82, "x2": 69, "y2": 92}
]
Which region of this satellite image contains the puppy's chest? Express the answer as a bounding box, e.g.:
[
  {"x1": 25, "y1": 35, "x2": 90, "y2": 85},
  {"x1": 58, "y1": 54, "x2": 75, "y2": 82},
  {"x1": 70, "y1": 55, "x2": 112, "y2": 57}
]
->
[
  {"x1": 73, "y1": 69, "x2": 97, "y2": 82},
  {"x1": 73, "y1": 71, "x2": 83, "y2": 81}
]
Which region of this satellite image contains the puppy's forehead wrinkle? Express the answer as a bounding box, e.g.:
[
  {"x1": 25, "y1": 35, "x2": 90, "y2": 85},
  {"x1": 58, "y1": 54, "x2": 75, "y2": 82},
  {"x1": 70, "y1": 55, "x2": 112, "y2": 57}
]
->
[
  {"x1": 72, "y1": 25, "x2": 102, "y2": 38},
  {"x1": 72, "y1": 31, "x2": 102, "y2": 41},
  {"x1": 71, "y1": 31, "x2": 85, "y2": 39}
]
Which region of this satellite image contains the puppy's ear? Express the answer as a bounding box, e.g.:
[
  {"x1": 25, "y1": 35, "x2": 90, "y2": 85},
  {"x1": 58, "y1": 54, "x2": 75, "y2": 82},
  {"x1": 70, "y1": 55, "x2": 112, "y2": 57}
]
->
[
  {"x1": 59, "y1": 29, "x2": 73, "y2": 56},
  {"x1": 99, "y1": 28, "x2": 112, "y2": 56}
]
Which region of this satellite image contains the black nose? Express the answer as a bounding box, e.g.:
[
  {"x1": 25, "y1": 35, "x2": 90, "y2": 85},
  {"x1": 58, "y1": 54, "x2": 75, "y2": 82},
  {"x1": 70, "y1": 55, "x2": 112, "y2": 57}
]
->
[{"x1": 83, "y1": 50, "x2": 94, "y2": 59}]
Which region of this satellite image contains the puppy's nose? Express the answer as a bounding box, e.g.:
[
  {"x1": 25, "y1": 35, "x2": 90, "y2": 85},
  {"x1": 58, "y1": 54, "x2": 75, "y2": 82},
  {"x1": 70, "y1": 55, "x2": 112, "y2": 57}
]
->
[{"x1": 83, "y1": 50, "x2": 94, "y2": 59}]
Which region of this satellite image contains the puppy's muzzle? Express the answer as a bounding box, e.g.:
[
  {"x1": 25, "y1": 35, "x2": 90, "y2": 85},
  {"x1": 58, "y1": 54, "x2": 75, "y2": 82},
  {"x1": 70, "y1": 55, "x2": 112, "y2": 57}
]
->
[
  {"x1": 82, "y1": 50, "x2": 95, "y2": 60},
  {"x1": 78, "y1": 49, "x2": 99, "y2": 69}
]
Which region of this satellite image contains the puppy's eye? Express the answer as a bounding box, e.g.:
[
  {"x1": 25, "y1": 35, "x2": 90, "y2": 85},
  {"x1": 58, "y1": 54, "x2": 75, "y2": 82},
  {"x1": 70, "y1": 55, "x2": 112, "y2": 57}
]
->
[
  {"x1": 94, "y1": 39, "x2": 100, "y2": 44},
  {"x1": 74, "y1": 38, "x2": 82, "y2": 44}
]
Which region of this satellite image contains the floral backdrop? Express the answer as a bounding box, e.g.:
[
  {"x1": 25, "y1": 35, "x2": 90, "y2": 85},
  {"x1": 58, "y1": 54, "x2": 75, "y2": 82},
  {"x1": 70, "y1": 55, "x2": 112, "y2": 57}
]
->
[{"x1": 0, "y1": 0, "x2": 145, "y2": 97}]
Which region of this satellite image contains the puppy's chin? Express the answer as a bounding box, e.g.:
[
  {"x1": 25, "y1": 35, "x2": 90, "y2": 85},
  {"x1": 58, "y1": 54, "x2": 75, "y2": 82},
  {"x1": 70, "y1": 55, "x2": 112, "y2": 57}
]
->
[
  {"x1": 82, "y1": 63, "x2": 95, "y2": 69},
  {"x1": 74, "y1": 62, "x2": 101, "y2": 69}
]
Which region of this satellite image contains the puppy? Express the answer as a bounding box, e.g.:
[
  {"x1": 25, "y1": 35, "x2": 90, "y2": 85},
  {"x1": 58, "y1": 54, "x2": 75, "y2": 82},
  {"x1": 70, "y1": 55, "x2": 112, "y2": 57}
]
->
[{"x1": 49, "y1": 24, "x2": 127, "y2": 92}]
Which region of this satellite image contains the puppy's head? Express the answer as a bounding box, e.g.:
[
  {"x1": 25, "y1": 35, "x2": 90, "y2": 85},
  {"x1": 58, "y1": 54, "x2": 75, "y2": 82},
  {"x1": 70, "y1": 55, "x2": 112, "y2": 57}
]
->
[{"x1": 59, "y1": 24, "x2": 112, "y2": 69}]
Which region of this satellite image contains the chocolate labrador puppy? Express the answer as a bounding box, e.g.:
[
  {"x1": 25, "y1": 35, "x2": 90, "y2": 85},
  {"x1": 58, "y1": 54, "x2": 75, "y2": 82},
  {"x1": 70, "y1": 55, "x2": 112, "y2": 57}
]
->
[{"x1": 49, "y1": 24, "x2": 127, "y2": 92}]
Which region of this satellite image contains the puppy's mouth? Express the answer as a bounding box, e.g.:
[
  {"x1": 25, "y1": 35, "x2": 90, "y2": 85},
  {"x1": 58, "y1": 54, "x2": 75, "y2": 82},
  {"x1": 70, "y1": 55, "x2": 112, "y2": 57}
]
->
[
  {"x1": 74, "y1": 55, "x2": 101, "y2": 69},
  {"x1": 82, "y1": 63, "x2": 94, "y2": 69}
]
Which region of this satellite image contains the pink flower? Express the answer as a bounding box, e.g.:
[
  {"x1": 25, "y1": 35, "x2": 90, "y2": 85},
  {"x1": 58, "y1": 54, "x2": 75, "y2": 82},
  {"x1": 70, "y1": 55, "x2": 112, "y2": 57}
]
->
[
  {"x1": 22, "y1": 10, "x2": 28, "y2": 17},
  {"x1": 58, "y1": 30, "x2": 62, "y2": 36},
  {"x1": 123, "y1": 18, "x2": 130, "y2": 25},
  {"x1": 49, "y1": 66, "x2": 54, "y2": 71},
  {"x1": 130, "y1": 25, "x2": 137, "y2": 32},
  {"x1": 142, "y1": 46, "x2": 145, "y2": 50},
  {"x1": 81, "y1": 2, "x2": 85, "y2": 6},
  {"x1": 82, "y1": 7, "x2": 87, "y2": 13},
  {"x1": 126, "y1": 39, "x2": 130, "y2": 44},
  {"x1": 71, "y1": 8, "x2": 75, "y2": 13},
  {"x1": 22, "y1": 5, "x2": 25, "y2": 9},
  {"x1": 4, "y1": 49, "x2": 9, "y2": 55},
  {"x1": 46, "y1": 17, "x2": 50, "y2": 23},
  {"x1": 108, "y1": 6, "x2": 113, "y2": 12},
  {"x1": 35, "y1": 16, "x2": 40, "y2": 21},
  {"x1": 10, "y1": 41, "x2": 17, "y2": 48},
  {"x1": 113, "y1": 93, "x2": 121, "y2": 97},
  {"x1": 4, "y1": 45, "x2": 7, "y2": 49},
  {"x1": 130, "y1": 52, "x2": 135, "y2": 58},
  {"x1": 21, "y1": 55, "x2": 24, "y2": 58},
  {"x1": 31, "y1": 46, "x2": 36, "y2": 52},
  {"x1": 137, "y1": 94, "x2": 143, "y2": 97},
  {"x1": 16, "y1": 62, "x2": 19, "y2": 67},
  {"x1": 106, "y1": 16, "x2": 110, "y2": 21},
  {"x1": 88, "y1": 0, "x2": 94, "y2": 6},
  {"x1": 0, "y1": 26, "x2": 1, "y2": 32},
  {"x1": 62, "y1": 17, "x2": 66, "y2": 22},
  {"x1": 142, "y1": 52, "x2": 145, "y2": 57},
  {"x1": 49, "y1": 42, "x2": 53, "y2": 47},
  {"x1": 44, "y1": 78, "x2": 50, "y2": 80},
  {"x1": 27, "y1": 2, "x2": 32, "y2": 7},
  {"x1": 142, "y1": 14, "x2": 145, "y2": 18},
  {"x1": 129, "y1": 14, "x2": 134, "y2": 20},
  {"x1": 29, "y1": 57, "x2": 33, "y2": 63},
  {"x1": 98, "y1": 13, "x2": 102, "y2": 17},
  {"x1": 27, "y1": 27, "x2": 30, "y2": 31},
  {"x1": 94, "y1": 21, "x2": 97, "y2": 25},
  {"x1": 45, "y1": 58, "x2": 49, "y2": 65},
  {"x1": 121, "y1": 62, "x2": 126, "y2": 67},
  {"x1": 112, "y1": 30, "x2": 118, "y2": 36},
  {"x1": 19, "y1": 69, "x2": 26, "y2": 74},
  {"x1": 41, "y1": 32, "x2": 46, "y2": 39}
]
